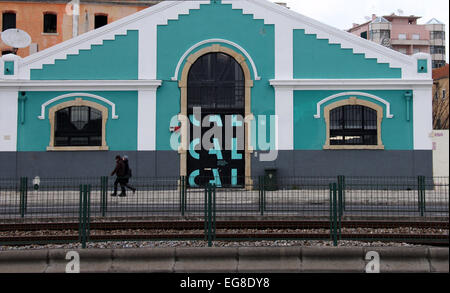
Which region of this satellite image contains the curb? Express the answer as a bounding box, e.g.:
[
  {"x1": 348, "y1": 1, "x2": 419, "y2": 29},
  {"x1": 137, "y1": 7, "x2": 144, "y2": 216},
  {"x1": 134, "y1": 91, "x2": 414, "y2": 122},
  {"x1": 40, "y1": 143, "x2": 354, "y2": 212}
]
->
[{"x1": 0, "y1": 247, "x2": 448, "y2": 273}]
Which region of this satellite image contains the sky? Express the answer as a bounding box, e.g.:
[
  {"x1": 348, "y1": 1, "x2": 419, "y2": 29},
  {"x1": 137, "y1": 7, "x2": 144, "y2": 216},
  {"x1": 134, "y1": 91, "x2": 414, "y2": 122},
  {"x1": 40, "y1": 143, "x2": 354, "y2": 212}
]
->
[{"x1": 270, "y1": 0, "x2": 449, "y2": 62}]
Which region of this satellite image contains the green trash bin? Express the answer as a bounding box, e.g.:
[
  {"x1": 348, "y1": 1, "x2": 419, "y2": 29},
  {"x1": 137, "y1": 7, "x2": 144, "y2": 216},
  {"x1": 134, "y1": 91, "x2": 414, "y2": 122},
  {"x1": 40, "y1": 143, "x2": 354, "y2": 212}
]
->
[{"x1": 264, "y1": 168, "x2": 278, "y2": 191}]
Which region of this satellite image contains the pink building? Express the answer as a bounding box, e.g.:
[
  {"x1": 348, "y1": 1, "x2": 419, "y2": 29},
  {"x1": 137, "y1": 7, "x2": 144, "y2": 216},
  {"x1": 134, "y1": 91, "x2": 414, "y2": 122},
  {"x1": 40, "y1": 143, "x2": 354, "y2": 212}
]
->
[{"x1": 348, "y1": 14, "x2": 446, "y2": 68}]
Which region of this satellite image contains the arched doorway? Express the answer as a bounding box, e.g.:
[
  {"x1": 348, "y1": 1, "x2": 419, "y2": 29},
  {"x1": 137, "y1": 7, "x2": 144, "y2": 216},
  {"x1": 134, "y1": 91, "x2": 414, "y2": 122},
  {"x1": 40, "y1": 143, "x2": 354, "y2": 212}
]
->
[
  {"x1": 178, "y1": 45, "x2": 253, "y2": 188},
  {"x1": 187, "y1": 52, "x2": 245, "y2": 187}
]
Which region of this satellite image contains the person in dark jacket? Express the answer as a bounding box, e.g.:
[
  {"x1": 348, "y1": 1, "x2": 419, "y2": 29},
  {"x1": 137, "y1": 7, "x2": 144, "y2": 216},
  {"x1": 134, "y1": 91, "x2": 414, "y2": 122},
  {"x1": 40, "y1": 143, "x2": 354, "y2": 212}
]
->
[
  {"x1": 122, "y1": 155, "x2": 136, "y2": 193},
  {"x1": 111, "y1": 155, "x2": 127, "y2": 197}
]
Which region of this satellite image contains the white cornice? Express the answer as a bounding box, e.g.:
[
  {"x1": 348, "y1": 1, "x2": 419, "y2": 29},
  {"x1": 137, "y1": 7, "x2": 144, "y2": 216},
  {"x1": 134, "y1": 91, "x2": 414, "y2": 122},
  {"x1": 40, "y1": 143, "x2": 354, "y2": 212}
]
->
[
  {"x1": 269, "y1": 79, "x2": 433, "y2": 90},
  {"x1": 0, "y1": 79, "x2": 162, "y2": 91}
]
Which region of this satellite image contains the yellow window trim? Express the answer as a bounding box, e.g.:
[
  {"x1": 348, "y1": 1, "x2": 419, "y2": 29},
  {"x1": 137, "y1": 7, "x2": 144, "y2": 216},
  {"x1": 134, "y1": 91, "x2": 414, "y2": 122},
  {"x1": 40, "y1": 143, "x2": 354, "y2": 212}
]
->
[
  {"x1": 47, "y1": 98, "x2": 109, "y2": 151},
  {"x1": 323, "y1": 97, "x2": 384, "y2": 150}
]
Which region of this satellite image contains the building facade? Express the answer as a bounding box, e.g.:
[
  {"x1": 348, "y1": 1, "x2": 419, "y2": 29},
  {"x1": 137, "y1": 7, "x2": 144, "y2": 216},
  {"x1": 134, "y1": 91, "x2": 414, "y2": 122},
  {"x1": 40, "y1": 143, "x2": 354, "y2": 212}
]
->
[
  {"x1": 348, "y1": 14, "x2": 446, "y2": 69},
  {"x1": 0, "y1": 0, "x2": 434, "y2": 183},
  {"x1": 0, "y1": 0, "x2": 157, "y2": 58}
]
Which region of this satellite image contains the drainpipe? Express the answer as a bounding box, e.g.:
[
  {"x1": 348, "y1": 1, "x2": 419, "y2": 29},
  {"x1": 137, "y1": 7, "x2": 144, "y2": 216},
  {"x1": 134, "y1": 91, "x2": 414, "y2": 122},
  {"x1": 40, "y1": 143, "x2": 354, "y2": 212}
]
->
[
  {"x1": 404, "y1": 91, "x2": 412, "y2": 121},
  {"x1": 19, "y1": 92, "x2": 27, "y2": 125},
  {"x1": 72, "y1": 0, "x2": 80, "y2": 38}
]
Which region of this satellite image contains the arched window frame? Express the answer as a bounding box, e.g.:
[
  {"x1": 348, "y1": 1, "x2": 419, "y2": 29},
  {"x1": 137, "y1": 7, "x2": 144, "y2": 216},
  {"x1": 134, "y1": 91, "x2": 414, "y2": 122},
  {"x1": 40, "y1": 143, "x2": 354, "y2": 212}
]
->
[
  {"x1": 323, "y1": 97, "x2": 384, "y2": 150},
  {"x1": 178, "y1": 44, "x2": 254, "y2": 187},
  {"x1": 47, "y1": 98, "x2": 109, "y2": 151}
]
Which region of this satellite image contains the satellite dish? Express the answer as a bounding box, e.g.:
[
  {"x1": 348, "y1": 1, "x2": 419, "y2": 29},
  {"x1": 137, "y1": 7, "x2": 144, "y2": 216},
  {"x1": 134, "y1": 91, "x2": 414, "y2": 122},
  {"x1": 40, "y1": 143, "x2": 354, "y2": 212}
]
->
[{"x1": 1, "y1": 28, "x2": 31, "y2": 54}]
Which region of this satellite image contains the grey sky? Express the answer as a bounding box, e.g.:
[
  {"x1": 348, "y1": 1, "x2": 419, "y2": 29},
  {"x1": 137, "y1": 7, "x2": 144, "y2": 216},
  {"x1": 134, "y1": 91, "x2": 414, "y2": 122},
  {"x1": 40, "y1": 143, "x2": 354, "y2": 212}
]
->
[{"x1": 270, "y1": 0, "x2": 449, "y2": 62}]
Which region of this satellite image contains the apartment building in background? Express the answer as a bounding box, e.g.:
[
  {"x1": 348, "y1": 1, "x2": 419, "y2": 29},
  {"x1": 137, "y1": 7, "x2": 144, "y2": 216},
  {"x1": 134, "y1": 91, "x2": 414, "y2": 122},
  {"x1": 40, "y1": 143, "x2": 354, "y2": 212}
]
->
[
  {"x1": 0, "y1": 0, "x2": 159, "y2": 58},
  {"x1": 348, "y1": 13, "x2": 446, "y2": 69}
]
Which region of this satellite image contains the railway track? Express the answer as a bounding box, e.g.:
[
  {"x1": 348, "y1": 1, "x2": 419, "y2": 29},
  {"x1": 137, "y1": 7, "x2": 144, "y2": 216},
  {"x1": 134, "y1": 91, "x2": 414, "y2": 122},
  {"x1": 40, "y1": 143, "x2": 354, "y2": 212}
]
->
[
  {"x1": 0, "y1": 220, "x2": 448, "y2": 231},
  {"x1": 0, "y1": 233, "x2": 448, "y2": 246},
  {"x1": 0, "y1": 220, "x2": 448, "y2": 246}
]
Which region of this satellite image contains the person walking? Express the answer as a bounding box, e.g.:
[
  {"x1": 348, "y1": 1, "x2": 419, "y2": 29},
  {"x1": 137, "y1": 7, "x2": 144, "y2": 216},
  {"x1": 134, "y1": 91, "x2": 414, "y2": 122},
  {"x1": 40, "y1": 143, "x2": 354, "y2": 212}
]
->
[
  {"x1": 122, "y1": 155, "x2": 136, "y2": 193},
  {"x1": 111, "y1": 155, "x2": 127, "y2": 197}
]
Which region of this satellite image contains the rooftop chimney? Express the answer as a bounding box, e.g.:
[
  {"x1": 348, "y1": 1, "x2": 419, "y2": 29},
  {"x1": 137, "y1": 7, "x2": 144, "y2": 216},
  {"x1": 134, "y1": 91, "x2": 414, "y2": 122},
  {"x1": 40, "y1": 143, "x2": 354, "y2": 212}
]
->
[{"x1": 372, "y1": 14, "x2": 377, "y2": 20}]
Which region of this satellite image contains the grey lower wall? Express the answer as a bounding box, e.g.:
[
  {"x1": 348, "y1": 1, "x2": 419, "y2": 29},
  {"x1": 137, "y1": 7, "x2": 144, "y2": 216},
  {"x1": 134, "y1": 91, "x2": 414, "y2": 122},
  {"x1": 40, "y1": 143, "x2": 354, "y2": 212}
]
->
[
  {"x1": 0, "y1": 150, "x2": 432, "y2": 178},
  {"x1": 0, "y1": 151, "x2": 180, "y2": 178},
  {"x1": 252, "y1": 150, "x2": 433, "y2": 178}
]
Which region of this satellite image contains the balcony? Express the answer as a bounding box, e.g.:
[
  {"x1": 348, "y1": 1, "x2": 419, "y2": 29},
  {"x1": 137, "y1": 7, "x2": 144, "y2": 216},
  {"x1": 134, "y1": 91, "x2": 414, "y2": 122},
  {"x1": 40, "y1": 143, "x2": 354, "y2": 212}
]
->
[
  {"x1": 432, "y1": 54, "x2": 446, "y2": 61},
  {"x1": 391, "y1": 39, "x2": 430, "y2": 46},
  {"x1": 430, "y1": 39, "x2": 445, "y2": 46}
]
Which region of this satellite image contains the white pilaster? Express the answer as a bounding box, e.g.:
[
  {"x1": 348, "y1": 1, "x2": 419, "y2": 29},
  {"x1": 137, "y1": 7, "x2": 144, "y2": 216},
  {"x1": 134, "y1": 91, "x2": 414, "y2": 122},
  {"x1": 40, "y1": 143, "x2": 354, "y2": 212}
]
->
[
  {"x1": 138, "y1": 89, "x2": 157, "y2": 150},
  {"x1": 274, "y1": 87, "x2": 293, "y2": 150},
  {"x1": 0, "y1": 90, "x2": 18, "y2": 151},
  {"x1": 412, "y1": 85, "x2": 433, "y2": 150},
  {"x1": 275, "y1": 22, "x2": 293, "y2": 79},
  {"x1": 138, "y1": 23, "x2": 157, "y2": 79}
]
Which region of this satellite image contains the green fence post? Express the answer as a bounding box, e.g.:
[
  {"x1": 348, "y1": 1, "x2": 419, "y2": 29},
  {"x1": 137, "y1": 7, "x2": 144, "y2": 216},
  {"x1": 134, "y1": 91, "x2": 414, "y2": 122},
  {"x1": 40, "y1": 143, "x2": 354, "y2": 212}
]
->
[
  {"x1": 329, "y1": 183, "x2": 333, "y2": 241},
  {"x1": 78, "y1": 184, "x2": 83, "y2": 242},
  {"x1": 420, "y1": 176, "x2": 426, "y2": 216},
  {"x1": 337, "y1": 176, "x2": 343, "y2": 218},
  {"x1": 213, "y1": 184, "x2": 216, "y2": 241},
  {"x1": 19, "y1": 177, "x2": 25, "y2": 218},
  {"x1": 100, "y1": 176, "x2": 106, "y2": 217},
  {"x1": 259, "y1": 176, "x2": 264, "y2": 216},
  {"x1": 207, "y1": 184, "x2": 213, "y2": 247},
  {"x1": 86, "y1": 184, "x2": 91, "y2": 243},
  {"x1": 79, "y1": 184, "x2": 90, "y2": 249},
  {"x1": 180, "y1": 176, "x2": 185, "y2": 216},
  {"x1": 343, "y1": 176, "x2": 346, "y2": 211},
  {"x1": 418, "y1": 176, "x2": 424, "y2": 216},
  {"x1": 19, "y1": 177, "x2": 28, "y2": 217},
  {"x1": 422, "y1": 176, "x2": 426, "y2": 214},
  {"x1": 104, "y1": 176, "x2": 108, "y2": 215},
  {"x1": 204, "y1": 184, "x2": 208, "y2": 241},
  {"x1": 184, "y1": 176, "x2": 188, "y2": 213},
  {"x1": 262, "y1": 176, "x2": 266, "y2": 213},
  {"x1": 81, "y1": 184, "x2": 87, "y2": 249},
  {"x1": 332, "y1": 183, "x2": 338, "y2": 247},
  {"x1": 23, "y1": 177, "x2": 28, "y2": 214}
]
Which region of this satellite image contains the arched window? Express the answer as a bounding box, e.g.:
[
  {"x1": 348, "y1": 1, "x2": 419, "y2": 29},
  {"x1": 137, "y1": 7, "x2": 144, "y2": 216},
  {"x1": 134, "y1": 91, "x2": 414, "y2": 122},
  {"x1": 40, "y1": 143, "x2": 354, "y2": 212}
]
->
[
  {"x1": 329, "y1": 105, "x2": 377, "y2": 145},
  {"x1": 323, "y1": 97, "x2": 384, "y2": 149},
  {"x1": 47, "y1": 98, "x2": 108, "y2": 151},
  {"x1": 187, "y1": 52, "x2": 245, "y2": 113},
  {"x1": 55, "y1": 106, "x2": 102, "y2": 146}
]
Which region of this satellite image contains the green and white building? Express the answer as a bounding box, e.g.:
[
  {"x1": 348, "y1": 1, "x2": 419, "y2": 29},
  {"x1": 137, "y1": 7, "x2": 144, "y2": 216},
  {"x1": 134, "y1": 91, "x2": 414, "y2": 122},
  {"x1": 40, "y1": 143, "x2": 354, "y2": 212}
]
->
[{"x1": 0, "y1": 0, "x2": 434, "y2": 184}]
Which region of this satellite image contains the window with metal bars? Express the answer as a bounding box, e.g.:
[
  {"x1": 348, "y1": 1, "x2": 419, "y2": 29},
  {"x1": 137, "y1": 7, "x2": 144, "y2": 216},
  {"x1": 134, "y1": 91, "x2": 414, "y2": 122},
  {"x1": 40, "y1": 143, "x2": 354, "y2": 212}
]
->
[
  {"x1": 187, "y1": 52, "x2": 245, "y2": 114},
  {"x1": 329, "y1": 105, "x2": 377, "y2": 145},
  {"x1": 55, "y1": 106, "x2": 102, "y2": 146}
]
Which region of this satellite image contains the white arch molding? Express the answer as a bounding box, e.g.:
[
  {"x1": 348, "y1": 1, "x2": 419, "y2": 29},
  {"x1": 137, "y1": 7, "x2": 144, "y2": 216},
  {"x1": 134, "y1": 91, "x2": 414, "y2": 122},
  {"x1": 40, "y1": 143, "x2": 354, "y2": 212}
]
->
[
  {"x1": 38, "y1": 92, "x2": 119, "y2": 120},
  {"x1": 313, "y1": 91, "x2": 394, "y2": 119},
  {"x1": 171, "y1": 38, "x2": 261, "y2": 81}
]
